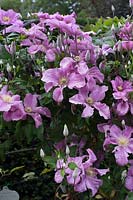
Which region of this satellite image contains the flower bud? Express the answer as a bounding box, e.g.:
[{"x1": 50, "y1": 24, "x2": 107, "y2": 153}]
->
[
  {"x1": 40, "y1": 148, "x2": 45, "y2": 158},
  {"x1": 111, "y1": 5, "x2": 115, "y2": 14},
  {"x1": 65, "y1": 145, "x2": 70, "y2": 155},
  {"x1": 63, "y1": 124, "x2": 69, "y2": 137},
  {"x1": 6, "y1": 63, "x2": 11, "y2": 72},
  {"x1": 121, "y1": 120, "x2": 125, "y2": 127}
]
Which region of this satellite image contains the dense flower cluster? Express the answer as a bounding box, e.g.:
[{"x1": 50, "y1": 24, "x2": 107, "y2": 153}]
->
[{"x1": 0, "y1": 5, "x2": 133, "y2": 198}]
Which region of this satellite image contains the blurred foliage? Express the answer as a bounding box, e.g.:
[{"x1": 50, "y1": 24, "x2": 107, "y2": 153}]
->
[{"x1": 0, "y1": 0, "x2": 131, "y2": 18}]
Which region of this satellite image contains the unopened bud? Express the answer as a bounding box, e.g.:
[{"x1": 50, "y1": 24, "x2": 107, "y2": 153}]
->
[
  {"x1": 40, "y1": 148, "x2": 45, "y2": 158},
  {"x1": 111, "y1": 5, "x2": 115, "y2": 14},
  {"x1": 65, "y1": 145, "x2": 70, "y2": 155},
  {"x1": 63, "y1": 124, "x2": 69, "y2": 137},
  {"x1": 118, "y1": 22, "x2": 122, "y2": 28},
  {"x1": 6, "y1": 63, "x2": 11, "y2": 72},
  {"x1": 111, "y1": 24, "x2": 115, "y2": 31},
  {"x1": 121, "y1": 120, "x2": 125, "y2": 127}
]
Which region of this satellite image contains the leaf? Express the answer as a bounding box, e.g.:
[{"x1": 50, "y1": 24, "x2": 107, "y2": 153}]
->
[
  {"x1": 68, "y1": 162, "x2": 77, "y2": 170},
  {"x1": 40, "y1": 168, "x2": 52, "y2": 175},
  {"x1": 10, "y1": 166, "x2": 25, "y2": 174}
]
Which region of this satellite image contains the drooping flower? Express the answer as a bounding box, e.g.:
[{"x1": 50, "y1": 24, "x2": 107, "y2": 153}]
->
[{"x1": 69, "y1": 84, "x2": 110, "y2": 119}]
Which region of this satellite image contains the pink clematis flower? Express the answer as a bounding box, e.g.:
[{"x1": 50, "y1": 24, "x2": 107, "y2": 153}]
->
[
  {"x1": 0, "y1": 9, "x2": 21, "y2": 25},
  {"x1": 41, "y1": 67, "x2": 85, "y2": 102},
  {"x1": 0, "y1": 85, "x2": 21, "y2": 112},
  {"x1": 65, "y1": 149, "x2": 109, "y2": 196},
  {"x1": 111, "y1": 76, "x2": 133, "y2": 101},
  {"x1": 69, "y1": 84, "x2": 110, "y2": 119},
  {"x1": 23, "y1": 94, "x2": 51, "y2": 128},
  {"x1": 103, "y1": 125, "x2": 133, "y2": 166}
]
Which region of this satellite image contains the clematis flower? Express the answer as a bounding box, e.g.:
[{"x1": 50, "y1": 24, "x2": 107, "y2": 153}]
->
[
  {"x1": 111, "y1": 76, "x2": 133, "y2": 101},
  {"x1": 0, "y1": 85, "x2": 21, "y2": 112},
  {"x1": 0, "y1": 9, "x2": 21, "y2": 25},
  {"x1": 74, "y1": 149, "x2": 109, "y2": 196},
  {"x1": 41, "y1": 67, "x2": 85, "y2": 102},
  {"x1": 69, "y1": 84, "x2": 110, "y2": 119},
  {"x1": 103, "y1": 125, "x2": 133, "y2": 166},
  {"x1": 65, "y1": 149, "x2": 109, "y2": 196},
  {"x1": 23, "y1": 94, "x2": 51, "y2": 128}
]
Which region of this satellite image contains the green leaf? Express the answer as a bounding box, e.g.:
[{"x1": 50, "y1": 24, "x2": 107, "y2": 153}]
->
[
  {"x1": 68, "y1": 162, "x2": 78, "y2": 170},
  {"x1": 10, "y1": 166, "x2": 25, "y2": 174}
]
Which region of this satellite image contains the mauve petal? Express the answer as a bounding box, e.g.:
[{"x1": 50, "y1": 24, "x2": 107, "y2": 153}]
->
[
  {"x1": 123, "y1": 126, "x2": 133, "y2": 138},
  {"x1": 85, "y1": 176, "x2": 102, "y2": 196},
  {"x1": 86, "y1": 149, "x2": 97, "y2": 164},
  {"x1": 77, "y1": 61, "x2": 88, "y2": 75},
  {"x1": 96, "y1": 168, "x2": 109, "y2": 176},
  {"x1": 60, "y1": 57, "x2": 74, "y2": 70},
  {"x1": 53, "y1": 87, "x2": 63, "y2": 102},
  {"x1": 69, "y1": 94, "x2": 85, "y2": 105},
  {"x1": 74, "y1": 176, "x2": 87, "y2": 192},
  {"x1": 12, "y1": 95, "x2": 20, "y2": 101},
  {"x1": 0, "y1": 101, "x2": 11, "y2": 112},
  {"x1": 68, "y1": 73, "x2": 85, "y2": 89},
  {"x1": 46, "y1": 49, "x2": 56, "y2": 62},
  {"x1": 82, "y1": 105, "x2": 94, "y2": 118},
  {"x1": 29, "y1": 113, "x2": 42, "y2": 128},
  {"x1": 110, "y1": 125, "x2": 122, "y2": 138},
  {"x1": 90, "y1": 85, "x2": 108, "y2": 102},
  {"x1": 41, "y1": 68, "x2": 59, "y2": 85},
  {"x1": 93, "y1": 102, "x2": 110, "y2": 119},
  {"x1": 24, "y1": 94, "x2": 38, "y2": 109},
  {"x1": 35, "y1": 106, "x2": 51, "y2": 118},
  {"x1": 54, "y1": 170, "x2": 64, "y2": 183},
  {"x1": 115, "y1": 147, "x2": 129, "y2": 166},
  {"x1": 125, "y1": 175, "x2": 133, "y2": 191},
  {"x1": 0, "y1": 85, "x2": 8, "y2": 94},
  {"x1": 44, "y1": 82, "x2": 54, "y2": 92},
  {"x1": 117, "y1": 101, "x2": 129, "y2": 116},
  {"x1": 87, "y1": 67, "x2": 104, "y2": 83}
]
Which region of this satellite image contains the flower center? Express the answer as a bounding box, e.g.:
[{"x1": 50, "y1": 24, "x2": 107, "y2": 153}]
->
[
  {"x1": 2, "y1": 95, "x2": 12, "y2": 103},
  {"x1": 74, "y1": 56, "x2": 80, "y2": 62},
  {"x1": 86, "y1": 167, "x2": 96, "y2": 177},
  {"x1": 86, "y1": 97, "x2": 93, "y2": 105},
  {"x1": 3, "y1": 16, "x2": 10, "y2": 22},
  {"x1": 59, "y1": 77, "x2": 67, "y2": 86},
  {"x1": 117, "y1": 86, "x2": 123, "y2": 91},
  {"x1": 25, "y1": 107, "x2": 32, "y2": 113},
  {"x1": 118, "y1": 136, "x2": 129, "y2": 147}
]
